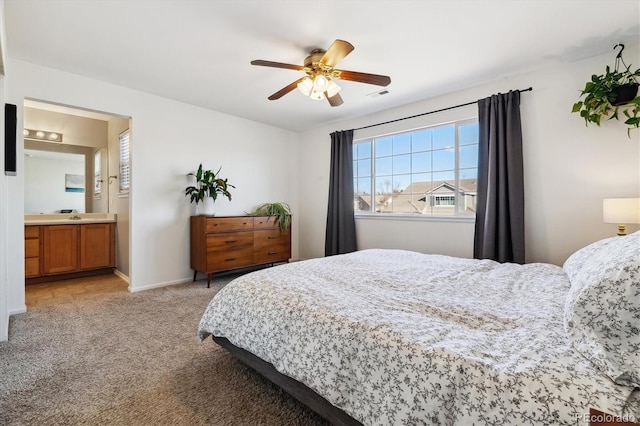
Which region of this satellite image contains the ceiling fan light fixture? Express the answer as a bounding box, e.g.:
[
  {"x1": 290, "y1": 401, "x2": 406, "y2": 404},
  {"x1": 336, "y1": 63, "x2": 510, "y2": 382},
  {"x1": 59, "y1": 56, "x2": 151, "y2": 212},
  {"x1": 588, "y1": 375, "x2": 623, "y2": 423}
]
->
[
  {"x1": 313, "y1": 75, "x2": 328, "y2": 90},
  {"x1": 309, "y1": 90, "x2": 325, "y2": 101},
  {"x1": 326, "y1": 79, "x2": 341, "y2": 98},
  {"x1": 252, "y1": 39, "x2": 391, "y2": 107},
  {"x1": 297, "y1": 77, "x2": 313, "y2": 96}
]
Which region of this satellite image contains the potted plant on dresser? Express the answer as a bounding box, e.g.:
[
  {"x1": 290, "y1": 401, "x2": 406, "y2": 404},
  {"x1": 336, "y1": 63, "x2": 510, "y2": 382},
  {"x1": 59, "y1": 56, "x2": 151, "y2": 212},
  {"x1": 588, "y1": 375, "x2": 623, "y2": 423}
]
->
[
  {"x1": 184, "y1": 163, "x2": 235, "y2": 215},
  {"x1": 248, "y1": 202, "x2": 292, "y2": 231},
  {"x1": 572, "y1": 44, "x2": 640, "y2": 137}
]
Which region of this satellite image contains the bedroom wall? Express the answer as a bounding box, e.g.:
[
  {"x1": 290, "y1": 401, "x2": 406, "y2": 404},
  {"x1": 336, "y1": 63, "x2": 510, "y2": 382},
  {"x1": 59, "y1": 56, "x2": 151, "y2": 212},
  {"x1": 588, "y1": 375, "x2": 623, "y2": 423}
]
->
[
  {"x1": 0, "y1": 0, "x2": 9, "y2": 341},
  {"x1": 0, "y1": 74, "x2": 6, "y2": 341},
  {"x1": 107, "y1": 116, "x2": 131, "y2": 279},
  {"x1": 5, "y1": 59, "x2": 299, "y2": 316},
  {"x1": 297, "y1": 45, "x2": 640, "y2": 266}
]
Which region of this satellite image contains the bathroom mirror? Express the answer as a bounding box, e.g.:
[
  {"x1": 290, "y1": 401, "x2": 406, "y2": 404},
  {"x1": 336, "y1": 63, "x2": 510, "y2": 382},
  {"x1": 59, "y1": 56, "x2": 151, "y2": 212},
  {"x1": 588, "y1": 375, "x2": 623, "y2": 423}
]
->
[
  {"x1": 23, "y1": 100, "x2": 113, "y2": 215},
  {"x1": 24, "y1": 141, "x2": 109, "y2": 214}
]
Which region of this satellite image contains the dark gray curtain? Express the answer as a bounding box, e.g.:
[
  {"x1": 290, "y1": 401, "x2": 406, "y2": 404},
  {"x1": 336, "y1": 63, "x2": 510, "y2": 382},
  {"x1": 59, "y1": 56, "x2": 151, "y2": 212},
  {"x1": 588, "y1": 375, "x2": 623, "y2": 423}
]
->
[
  {"x1": 325, "y1": 130, "x2": 357, "y2": 256},
  {"x1": 473, "y1": 90, "x2": 525, "y2": 264}
]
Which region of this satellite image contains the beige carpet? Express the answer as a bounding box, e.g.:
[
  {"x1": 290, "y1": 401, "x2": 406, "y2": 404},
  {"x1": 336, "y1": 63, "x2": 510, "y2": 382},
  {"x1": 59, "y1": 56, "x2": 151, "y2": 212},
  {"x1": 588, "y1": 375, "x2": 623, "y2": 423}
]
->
[{"x1": 0, "y1": 275, "x2": 327, "y2": 426}]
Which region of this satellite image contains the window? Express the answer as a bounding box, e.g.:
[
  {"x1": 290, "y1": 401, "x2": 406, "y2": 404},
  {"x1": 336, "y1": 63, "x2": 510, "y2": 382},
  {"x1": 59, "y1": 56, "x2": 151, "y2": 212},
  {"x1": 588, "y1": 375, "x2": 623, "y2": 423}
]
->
[
  {"x1": 94, "y1": 150, "x2": 102, "y2": 197},
  {"x1": 118, "y1": 130, "x2": 130, "y2": 194},
  {"x1": 353, "y1": 119, "x2": 478, "y2": 217}
]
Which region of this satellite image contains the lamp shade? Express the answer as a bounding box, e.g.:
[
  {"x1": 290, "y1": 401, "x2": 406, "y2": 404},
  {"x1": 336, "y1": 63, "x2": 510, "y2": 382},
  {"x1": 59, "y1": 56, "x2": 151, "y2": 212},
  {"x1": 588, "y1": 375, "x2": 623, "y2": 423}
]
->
[{"x1": 603, "y1": 198, "x2": 640, "y2": 224}]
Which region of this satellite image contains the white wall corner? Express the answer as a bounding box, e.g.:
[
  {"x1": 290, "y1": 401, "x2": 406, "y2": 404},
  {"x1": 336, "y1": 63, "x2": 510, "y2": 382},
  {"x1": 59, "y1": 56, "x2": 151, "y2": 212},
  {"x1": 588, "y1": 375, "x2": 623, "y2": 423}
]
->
[{"x1": 0, "y1": 0, "x2": 9, "y2": 342}]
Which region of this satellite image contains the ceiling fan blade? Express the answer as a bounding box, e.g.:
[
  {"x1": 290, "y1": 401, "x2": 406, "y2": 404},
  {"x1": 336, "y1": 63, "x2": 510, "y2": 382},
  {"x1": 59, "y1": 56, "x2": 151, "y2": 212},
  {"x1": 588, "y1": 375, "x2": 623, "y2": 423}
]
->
[
  {"x1": 326, "y1": 92, "x2": 344, "y2": 107},
  {"x1": 335, "y1": 69, "x2": 391, "y2": 86},
  {"x1": 320, "y1": 39, "x2": 354, "y2": 68},
  {"x1": 268, "y1": 78, "x2": 305, "y2": 100},
  {"x1": 251, "y1": 60, "x2": 303, "y2": 71}
]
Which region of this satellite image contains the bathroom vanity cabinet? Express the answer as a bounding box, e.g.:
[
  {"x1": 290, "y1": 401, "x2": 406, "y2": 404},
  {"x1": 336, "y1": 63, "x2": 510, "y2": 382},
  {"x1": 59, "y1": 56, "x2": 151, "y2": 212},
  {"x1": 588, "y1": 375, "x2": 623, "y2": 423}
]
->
[{"x1": 25, "y1": 221, "x2": 116, "y2": 283}]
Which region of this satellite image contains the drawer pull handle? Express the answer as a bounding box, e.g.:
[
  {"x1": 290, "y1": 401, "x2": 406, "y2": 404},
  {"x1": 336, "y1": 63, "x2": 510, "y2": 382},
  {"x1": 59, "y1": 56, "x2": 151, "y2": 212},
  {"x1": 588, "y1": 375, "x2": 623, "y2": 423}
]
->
[
  {"x1": 268, "y1": 251, "x2": 278, "y2": 255},
  {"x1": 225, "y1": 240, "x2": 237, "y2": 244},
  {"x1": 225, "y1": 258, "x2": 236, "y2": 262},
  {"x1": 268, "y1": 236, "x2": 278, "y2": 240}
]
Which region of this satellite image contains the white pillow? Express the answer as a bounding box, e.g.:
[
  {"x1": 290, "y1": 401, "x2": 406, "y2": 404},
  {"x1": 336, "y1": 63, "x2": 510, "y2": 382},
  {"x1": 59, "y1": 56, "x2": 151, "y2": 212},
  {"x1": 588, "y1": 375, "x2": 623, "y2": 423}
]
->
[{"x1": 563, "y1": 231, "x2": 640, "y2": 387}]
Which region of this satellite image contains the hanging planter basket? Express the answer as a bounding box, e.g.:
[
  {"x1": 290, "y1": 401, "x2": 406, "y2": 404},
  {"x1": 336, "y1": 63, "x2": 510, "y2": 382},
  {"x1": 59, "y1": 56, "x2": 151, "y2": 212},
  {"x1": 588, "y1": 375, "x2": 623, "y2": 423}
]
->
[
  {"x1": 572, "y1": 44, "x2": 640, "y2": 136},
  {"x1": 609, "y1": 82, "x2": 639, "y2": 106}
]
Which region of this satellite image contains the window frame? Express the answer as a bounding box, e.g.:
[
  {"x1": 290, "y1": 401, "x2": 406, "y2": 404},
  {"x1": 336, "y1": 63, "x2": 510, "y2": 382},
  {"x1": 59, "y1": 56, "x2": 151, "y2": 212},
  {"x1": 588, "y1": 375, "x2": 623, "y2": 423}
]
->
[{"x1": 353, "y1": 118, "x2": 478, "y2": 221}]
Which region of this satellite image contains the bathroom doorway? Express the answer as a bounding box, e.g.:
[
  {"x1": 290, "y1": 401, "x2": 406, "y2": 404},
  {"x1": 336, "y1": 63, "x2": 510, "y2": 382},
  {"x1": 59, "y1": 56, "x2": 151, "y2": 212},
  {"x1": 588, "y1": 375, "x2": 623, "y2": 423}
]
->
[{"x1": 23, "y1": 99, "x2": 132, "y2": 300}]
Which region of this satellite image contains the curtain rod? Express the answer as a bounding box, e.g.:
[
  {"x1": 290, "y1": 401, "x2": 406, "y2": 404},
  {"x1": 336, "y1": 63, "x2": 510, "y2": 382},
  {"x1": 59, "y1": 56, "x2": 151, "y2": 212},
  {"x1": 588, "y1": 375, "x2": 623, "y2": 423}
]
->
[{"x1": 352, "y1": 87, "x2": 533, "y2": 131}]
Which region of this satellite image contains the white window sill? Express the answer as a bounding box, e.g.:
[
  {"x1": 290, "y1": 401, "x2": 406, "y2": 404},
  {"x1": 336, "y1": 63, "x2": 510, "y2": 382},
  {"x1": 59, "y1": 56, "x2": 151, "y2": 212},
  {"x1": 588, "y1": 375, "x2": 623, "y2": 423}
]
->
[{"x1": 355, "y1": 213, "x2": 475, "y2": 223}]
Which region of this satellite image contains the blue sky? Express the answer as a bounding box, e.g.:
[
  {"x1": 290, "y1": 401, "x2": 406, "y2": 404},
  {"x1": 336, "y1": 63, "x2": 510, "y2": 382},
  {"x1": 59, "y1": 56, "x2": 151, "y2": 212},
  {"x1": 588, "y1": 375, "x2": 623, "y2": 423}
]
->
[{"x1": 354, "y1": 122, "x2": 478, "y2": 194}]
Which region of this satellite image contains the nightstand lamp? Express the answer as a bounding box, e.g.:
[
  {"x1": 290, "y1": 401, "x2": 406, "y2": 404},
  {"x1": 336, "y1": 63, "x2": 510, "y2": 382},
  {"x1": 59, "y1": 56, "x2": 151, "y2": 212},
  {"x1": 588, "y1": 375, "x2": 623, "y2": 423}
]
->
[{"x1": 603, "y1": 198, "x2": 640, "y2": 236}]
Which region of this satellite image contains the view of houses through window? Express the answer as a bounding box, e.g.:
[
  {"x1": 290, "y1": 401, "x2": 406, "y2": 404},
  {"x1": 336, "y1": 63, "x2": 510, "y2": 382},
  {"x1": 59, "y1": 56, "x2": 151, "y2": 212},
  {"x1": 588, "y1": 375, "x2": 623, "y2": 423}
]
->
[{"x1": 353, "y1": 119, "x2": 479, "y2": 216}]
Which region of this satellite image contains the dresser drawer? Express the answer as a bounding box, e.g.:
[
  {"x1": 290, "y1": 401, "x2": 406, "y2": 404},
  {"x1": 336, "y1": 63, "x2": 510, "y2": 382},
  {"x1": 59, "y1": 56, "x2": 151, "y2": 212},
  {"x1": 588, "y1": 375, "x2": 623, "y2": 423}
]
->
[
  {"x1": 254, "y1": 244, "x2": 290, "y2": 264},
  {"x1": 25, "y1": 239, "x2": 40, "y2": 258},
  {"x1": 206, "y1": 217, "x2": 253, "y2": 233},
  {"x1": 253, "y1": 229, "x2": 288, "y2": 248},
  {"x1": 25, "y1": 226, "x2": 40, "y2": 239},
  {"x1": 206, "y1": 232, "x2": 253, "y2": 252},
  {"x1": 253, "y1": 216, "x2": 280, "y2": 229},
  {"x1": 207, "y1": 247, "x2": 254, "y2": 271},
  {"x1": 254, "y1": 230, "x2": 290, "y2": 264}
]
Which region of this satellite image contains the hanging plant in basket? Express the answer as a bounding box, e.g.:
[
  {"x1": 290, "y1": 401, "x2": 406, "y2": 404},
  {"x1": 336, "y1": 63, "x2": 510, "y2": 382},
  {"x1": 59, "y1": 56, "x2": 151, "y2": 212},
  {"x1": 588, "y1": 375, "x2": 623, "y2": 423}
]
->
[{"x1": 572, "y1": 44, "x2": 640, "y2": 137}]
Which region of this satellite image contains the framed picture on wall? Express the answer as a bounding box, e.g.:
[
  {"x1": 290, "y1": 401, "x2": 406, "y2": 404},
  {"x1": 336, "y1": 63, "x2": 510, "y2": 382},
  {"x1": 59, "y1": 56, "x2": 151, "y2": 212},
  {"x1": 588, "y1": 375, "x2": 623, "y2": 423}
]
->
[{"x1": 65, "y1": 174, "x2": 85, "y2": 193}]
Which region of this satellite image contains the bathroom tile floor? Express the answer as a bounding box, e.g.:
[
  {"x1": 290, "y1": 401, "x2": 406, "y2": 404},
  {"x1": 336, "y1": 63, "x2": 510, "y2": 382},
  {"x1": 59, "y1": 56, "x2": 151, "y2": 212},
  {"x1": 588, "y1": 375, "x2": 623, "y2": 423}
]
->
[{"x1": 25, "y1": 273, "x2": 128, "y2": 308}]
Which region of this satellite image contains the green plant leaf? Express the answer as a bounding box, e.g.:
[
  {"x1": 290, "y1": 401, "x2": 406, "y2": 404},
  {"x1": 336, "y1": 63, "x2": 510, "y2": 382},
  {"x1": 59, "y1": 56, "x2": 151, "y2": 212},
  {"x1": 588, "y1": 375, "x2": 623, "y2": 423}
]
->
[
  {"x1": 571, "y1": 102, "x2": 583, "y2": 113},
  {"x1": 184, "y1": 165, "x2": 234, "y2": 204},
  {"x1": 249, "y1": 202, "x2": 292, "y2": 230},
  {"x1": 609, "y1": 108, "x2": 619, "y2": 121}
]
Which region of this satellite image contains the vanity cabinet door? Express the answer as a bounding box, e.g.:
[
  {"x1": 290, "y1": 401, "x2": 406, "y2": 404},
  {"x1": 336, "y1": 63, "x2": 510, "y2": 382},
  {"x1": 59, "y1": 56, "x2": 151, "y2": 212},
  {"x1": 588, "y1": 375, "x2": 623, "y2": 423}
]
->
[
  {"x1": 80, "y1": 223, "x2": 115, "y2": 270},
  {"x1": 42, "y1": 225, "x2": 79, "y2": 275}
]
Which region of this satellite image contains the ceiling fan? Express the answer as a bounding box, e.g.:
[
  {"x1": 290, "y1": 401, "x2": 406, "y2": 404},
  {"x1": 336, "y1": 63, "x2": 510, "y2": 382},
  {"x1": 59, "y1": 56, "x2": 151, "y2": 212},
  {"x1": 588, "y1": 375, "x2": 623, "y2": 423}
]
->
[{"x1": 251, "y1": 39, "x2": 391, "y2": 107}]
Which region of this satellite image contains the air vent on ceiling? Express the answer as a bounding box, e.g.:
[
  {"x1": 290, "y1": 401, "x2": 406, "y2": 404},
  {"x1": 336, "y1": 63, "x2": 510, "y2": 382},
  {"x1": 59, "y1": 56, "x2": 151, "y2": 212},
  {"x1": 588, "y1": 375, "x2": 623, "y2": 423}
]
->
[{"x1": 367, "y1": 89, "x2": 390, "y2": 98}]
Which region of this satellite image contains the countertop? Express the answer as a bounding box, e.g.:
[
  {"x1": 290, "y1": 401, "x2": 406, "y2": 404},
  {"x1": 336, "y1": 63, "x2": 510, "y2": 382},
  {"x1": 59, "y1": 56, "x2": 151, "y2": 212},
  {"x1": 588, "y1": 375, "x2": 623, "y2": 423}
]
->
[{"x1": 25, "y1": 213, "x2": 117, "y2": 225}]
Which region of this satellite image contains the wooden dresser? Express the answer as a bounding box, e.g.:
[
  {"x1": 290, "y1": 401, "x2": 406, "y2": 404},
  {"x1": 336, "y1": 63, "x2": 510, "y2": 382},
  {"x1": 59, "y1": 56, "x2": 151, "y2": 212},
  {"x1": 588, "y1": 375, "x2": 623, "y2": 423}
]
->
[{"x1": 190, "y1": 215, "x2": 291, "y2": 287}]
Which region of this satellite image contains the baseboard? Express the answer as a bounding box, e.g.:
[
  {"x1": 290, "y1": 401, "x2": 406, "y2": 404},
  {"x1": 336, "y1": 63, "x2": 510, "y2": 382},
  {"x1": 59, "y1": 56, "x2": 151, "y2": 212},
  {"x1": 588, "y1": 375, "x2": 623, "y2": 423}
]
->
[
  {"x1": 0, "y1": 312, "x2": 7, "y2": 342},
  {"x1": 9, "y1": 306, "x2": 27, "y2": 316},
  {"x1": 128, "y1": 277, "x2": 192, "y2": 293},
  {"x1": 113, "y1": 269, "x2": 129, "y2": 284}
]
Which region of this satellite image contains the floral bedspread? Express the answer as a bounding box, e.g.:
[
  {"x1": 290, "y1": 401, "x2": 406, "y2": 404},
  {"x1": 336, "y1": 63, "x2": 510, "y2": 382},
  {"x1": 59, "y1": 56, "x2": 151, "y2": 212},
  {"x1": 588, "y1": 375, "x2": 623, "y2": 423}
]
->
[{"x1": 198, "y1": 249, "x2": 639, "y2": 425}]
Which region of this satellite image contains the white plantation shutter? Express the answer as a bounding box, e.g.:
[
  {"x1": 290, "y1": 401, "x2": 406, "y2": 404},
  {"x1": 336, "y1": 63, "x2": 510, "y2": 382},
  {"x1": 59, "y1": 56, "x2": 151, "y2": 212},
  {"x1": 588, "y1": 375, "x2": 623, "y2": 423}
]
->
[
  {"x1": 119, "y1": 130, "x2": 130, "y2": 193},
  {"x1": 94, "y1": 150, "x2": 102, "y2": 196}
]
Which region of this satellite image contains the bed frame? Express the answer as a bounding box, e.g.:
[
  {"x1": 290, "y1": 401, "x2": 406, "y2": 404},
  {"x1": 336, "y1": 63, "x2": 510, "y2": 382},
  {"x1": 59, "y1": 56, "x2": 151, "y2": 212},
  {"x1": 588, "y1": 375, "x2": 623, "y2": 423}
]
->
[
  {"x1": 212, "y1": 336, "x2": 361, "y2": 425},
  {"x1": 212, "y1": 336, "x2": 638, "y2": 426}
]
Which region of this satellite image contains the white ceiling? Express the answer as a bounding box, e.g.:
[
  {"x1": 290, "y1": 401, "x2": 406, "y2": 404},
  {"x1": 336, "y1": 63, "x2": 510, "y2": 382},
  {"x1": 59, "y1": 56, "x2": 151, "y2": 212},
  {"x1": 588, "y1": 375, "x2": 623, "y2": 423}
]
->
[{"x1": 5, "y1": 1, "x2": 640, "y2": 132}]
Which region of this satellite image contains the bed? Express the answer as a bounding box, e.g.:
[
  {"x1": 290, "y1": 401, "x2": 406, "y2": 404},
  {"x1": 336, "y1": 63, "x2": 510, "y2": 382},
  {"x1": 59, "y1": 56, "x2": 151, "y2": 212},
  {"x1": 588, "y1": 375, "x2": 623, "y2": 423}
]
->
[{"x1": 198, "y1": 232, "x2": 640, "y2": 425}]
